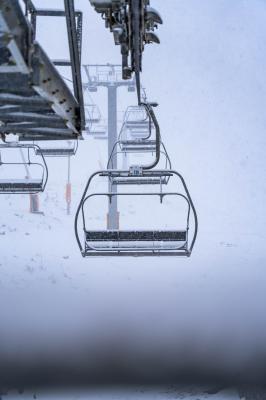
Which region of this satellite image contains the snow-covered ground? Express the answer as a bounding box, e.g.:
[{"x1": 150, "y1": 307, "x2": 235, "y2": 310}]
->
[
  {"x1": 0, "y1": 141, "x2": 265, "y2": 399},
  {"x1": 2, "y1": 386, "x2": 241, "y2": 400}
]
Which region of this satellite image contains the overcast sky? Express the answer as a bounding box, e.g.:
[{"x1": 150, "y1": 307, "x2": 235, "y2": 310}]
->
[{"x1": 2, "y1": 0, "x2": 266, "y2": 386}]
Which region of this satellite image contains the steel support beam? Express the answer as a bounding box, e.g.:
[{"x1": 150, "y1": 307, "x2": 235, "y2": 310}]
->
[{"x1": 107, "y1": 85, "x2": 119, "y2": 229}]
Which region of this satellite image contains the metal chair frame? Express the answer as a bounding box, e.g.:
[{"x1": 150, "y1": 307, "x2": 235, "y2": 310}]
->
[
  {"x1": 85, "y1": 103, "x2": 102, "y2": 126},
  {"x1": 108, "y1": 139, "x2": 171, "y2": 166},
  {"x1": 107, "y1": 144, "x2": 172, "y2": 186},
  {"x1": 34, "y1": 140, "x2": 78, "y2": 157},
  {"x1": 120, "y1": 105, "x2": 154, "y2": 141},
  {"x1": 75, "y1": 169, "x2": 198, "y2": 257},
  {"x1": 109, "y1": 157, "x2": 171, "y2": 187},
  {"x1": 86, "y1": 124, "x2": 107, "y2": 140},
  {"x1": 0, "y1": 143, "x2": 48, "y2": 194},
  {"x1": 112, "y1": 102, "x2": 160, "y2": 171}
]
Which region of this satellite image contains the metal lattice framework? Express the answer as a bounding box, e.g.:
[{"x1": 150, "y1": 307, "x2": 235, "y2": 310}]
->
[
  {"x1": 0, "y1": 0, "x2": 85, "y2": 141},
  {"x1": 83, "y1": 64, "x2": 136, "y2": 92}
]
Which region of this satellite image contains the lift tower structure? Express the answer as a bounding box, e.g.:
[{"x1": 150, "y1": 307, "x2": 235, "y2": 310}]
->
[{"x1": 83, "y1": 64, "x2": 135, "y2": 229}]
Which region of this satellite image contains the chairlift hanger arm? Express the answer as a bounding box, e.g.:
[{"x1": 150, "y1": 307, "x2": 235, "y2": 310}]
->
[
  {"x1": 140, "y1": 102, "x2": 160, "y2": 169},
  {"x1": 88, "y1": 0, "x2": 162, "y2": 103},
  {"x1": 115, "y1": 102, "x2": 160, "y2": 168},
  {"x1": 64, "y1": 0, "x2": 85, "y2": 130}
]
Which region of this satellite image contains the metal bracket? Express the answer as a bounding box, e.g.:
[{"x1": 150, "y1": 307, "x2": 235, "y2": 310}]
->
[{"x1": 129, "y1": 165, "x2": 143, "y2": 176}]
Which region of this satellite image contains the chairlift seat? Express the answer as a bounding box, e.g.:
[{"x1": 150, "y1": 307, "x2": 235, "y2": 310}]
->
[
  {"x1": 120, "y1": 139, "x2": 156, "y2": 152},
  {"x1": 125, "y1": 121, "x2": 151, "y2": 128},
  {"x1": 111, "y1": 177, "x2": 168, "y2": 185},
  {"x1": 130, "y1": 130, "x2": 152, "y2": 139},
  {"x1": 35, "y1": 147, "x2": 76, "y2": 157},
  {"x1": 121, "y1": 140, "x2": 156, "y2": 145},
  {"x1": 88, "y1": 127, "x2": 107, "y2": 138},
  {"x1": 85, "y1": 229, "x2": 187, "y2": 251},
  {"x1": 121, "y1": 144, "x2": 156, "y2": 152},
  {"x1": 86, "y1": 117, "x2": 101, "y2": 123},
  {"x1": 0, "y1": 178, "x2": 43, "y2": 192}
]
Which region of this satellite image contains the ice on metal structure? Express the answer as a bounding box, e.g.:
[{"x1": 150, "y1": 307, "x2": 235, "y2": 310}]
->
[{"x1": 0, "y1": 0, "x2": 85, "y2": 141}]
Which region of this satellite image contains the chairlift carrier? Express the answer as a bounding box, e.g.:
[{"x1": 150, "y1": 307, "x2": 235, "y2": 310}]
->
[
  {"x1": 121, "y1": 104, "x2": 154, "y2": 141},
  {"x1": 0, "y1": 143, "x2": 48, "y2": 193},
  {"x1": 113, "y1": 102, "x2": 161, "y2": 171},
  {"x1": 75, "y1": 169, "x2": 198, "y2": 257},
  {"x1": 107, "y1": 142, "x2": 172, "y2": 186}
]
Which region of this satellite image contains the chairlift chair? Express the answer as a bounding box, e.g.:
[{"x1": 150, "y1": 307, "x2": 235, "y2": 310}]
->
[
  {"x1": 107, "y1": 141, "x2": 172, "y2": 186},
  {"x1": 110, "y1": 102, "x2": 161, "y2": 171},
  {"x1": 124, "y1": 105, "x2": 149, "y2": 122},
  {"x1": 125, "y1": 121, "x2": 154, "y2": 139},
  {"x1": 110, "y1": 169, "x2": 171, "y2": 186},
  {"x1": 109, "y1": 151, "x2": 172, "y2": 186},
  {"x1": 122, "y1": 105, "x2": 154, "y2": 140},
  {"x1": 75, "y1": 169, "x2": 198, "y2": 257},
  {"x1": 34, "y1": 140, "x2": 78, "y2": 157},
  {"x1": 0, "y1": 143, "x2": 48, "y2": 193},
  {"x1": 85, "y1": 104, "x2": 101, "y2": 125},
  {"x1": 87, "y1": 124, "x2": 107, "y2": 140}
]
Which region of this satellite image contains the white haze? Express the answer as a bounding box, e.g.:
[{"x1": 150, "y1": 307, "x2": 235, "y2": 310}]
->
[{"x1": 1, "y1": 0, "x2": 266, "y2": 391}]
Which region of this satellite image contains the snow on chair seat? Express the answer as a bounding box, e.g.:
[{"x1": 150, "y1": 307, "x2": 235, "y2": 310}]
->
[
  {"x1": 34, "y1": 143, "x2": 77, "y2": 157},
  {"x1": 86, "y1": 230, "x2": 187, "y2": 241},
  {"x1": 0, "y1": 179, "x2": 43, "y2": 192},
  {"x1": 111, "y1": 176, "x2": 169, "y2": 185},
  {"x1": 37, "y1": 148, "x2": 75, "y2": 156},
  {"x1": 0, "y1": 143, "x2": 48, "y2": 194},
  {"x1": 85, "y1": 230, "x2": 188, "y2": 254},
  {"x1": 120, "y1": 140, "x2": 156, "y2": 152}
]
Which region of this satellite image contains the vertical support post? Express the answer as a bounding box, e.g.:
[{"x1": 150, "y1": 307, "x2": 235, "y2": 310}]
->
[
  {"x1": 30, "y1": 193, "x2": 40, "y2": 214},
  {"x1": 66, "y1": 155, "x2": 71, "y2": 215},
  {"x1": 64, "y1": 0, "x2": 85, "y2": 129},
  {"x1": 107, "y1": 85, "x2": 119, "y2": 229},
  {"x1": 122, "y1": 122, "x2": 128, "y2": 170},
  {"x1": 19, "y1": 148, "x2": 40, "y2": 214}
]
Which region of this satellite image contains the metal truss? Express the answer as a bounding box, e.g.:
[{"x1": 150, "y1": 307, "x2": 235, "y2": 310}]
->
[{"x1": 0, "y1": 0, "x2": 85, "y2": 141}]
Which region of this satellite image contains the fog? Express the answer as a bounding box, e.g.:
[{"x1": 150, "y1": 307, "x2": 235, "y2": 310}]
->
[{"x1": 1, "y1": 0, "x2": 266, "y2": 392}]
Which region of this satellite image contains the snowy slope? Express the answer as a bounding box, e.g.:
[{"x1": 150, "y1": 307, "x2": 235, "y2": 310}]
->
[{"x1": 2, "y1": 386, "x2": 240, "y2": 400}]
